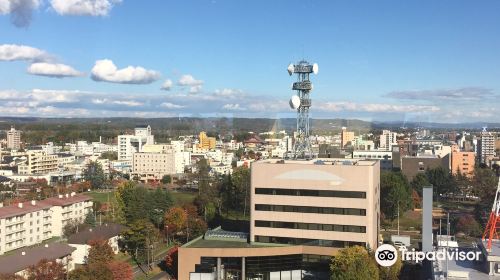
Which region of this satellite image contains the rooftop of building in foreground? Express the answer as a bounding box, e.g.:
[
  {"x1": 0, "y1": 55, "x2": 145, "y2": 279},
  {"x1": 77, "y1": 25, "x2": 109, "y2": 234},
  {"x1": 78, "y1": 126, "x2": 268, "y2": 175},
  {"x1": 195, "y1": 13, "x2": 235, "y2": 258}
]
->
[{"x1": 255, "y1": 158, "x2": 377, "y2": 166}]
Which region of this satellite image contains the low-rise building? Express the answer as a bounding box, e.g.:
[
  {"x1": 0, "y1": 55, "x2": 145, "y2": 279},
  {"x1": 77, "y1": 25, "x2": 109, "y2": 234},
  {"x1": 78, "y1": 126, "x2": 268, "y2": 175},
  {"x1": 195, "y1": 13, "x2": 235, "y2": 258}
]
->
[
  {"x1": 18, "y1": 151, "x2": 59, "y2": 175},
  {"x1": 68, "y1": 223, "x2": 125, "y2": 264},
  {"x1": 0, "y1": 243, "x2": 76, "y2": 277},
  {"x1": 451, "y1": 151, "x2": 475, "y2": 178}
]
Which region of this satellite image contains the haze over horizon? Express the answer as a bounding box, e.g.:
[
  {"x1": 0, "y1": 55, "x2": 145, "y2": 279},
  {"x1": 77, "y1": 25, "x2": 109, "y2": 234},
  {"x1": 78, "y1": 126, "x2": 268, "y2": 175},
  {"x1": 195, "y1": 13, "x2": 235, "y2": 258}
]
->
[{"x1": 1, "y1": 0, "x2": 499, "y2": 123}]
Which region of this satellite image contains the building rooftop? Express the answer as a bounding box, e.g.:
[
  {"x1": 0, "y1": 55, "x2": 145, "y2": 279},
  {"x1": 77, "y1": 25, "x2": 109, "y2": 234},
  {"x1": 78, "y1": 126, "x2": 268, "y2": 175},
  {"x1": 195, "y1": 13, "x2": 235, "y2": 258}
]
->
[
  {"x1": 44, "y1": 193, "x2": 92, "y2": 206},
  {"x1": 0, "y1": 200, "x2": 52, "y2": 219},
  {"x1": 257, "y1": 158, "x2": 377, "y2": 166},
  {"x1": 67, "y1": 223, "x2": 125, "y2": 245},
  {"x1": 183, "y1": 227, "x2": 284, "y2": 249},
  {"x1": 0, "y1": 243, "x2": 75, "y2": 274}
]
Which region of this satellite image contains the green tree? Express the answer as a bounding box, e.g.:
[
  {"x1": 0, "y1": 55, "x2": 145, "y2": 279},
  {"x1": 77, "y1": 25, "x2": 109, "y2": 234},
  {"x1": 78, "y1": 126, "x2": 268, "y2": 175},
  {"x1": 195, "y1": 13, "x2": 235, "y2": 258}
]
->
[
  {"x1": 425, "y1": 167, "x2": 455, "y2": 198},
  {"x1": 381, "y1": 171, "x2": 412, "y2": 219},
  {"x1": 410, "y1": 173, "x2": 430, "y2": 195},
  {"x1": 122, "y1": 219, "x2": 160, "y2": 264},
  {"x1": 231, "y1": 166, "x2": 251, "y2": 218},
  {"x1": 378, "y1": 252, "x2": 403, "y2": 280},
  {"x1": 84, "y1": 210, "x2": 96, "y2": 227},
  {"x1": 330, "y1": 246, "x2": 379, "y2": 280},
  {"x1": 83, "y1": 161, "x2": 106, "y2": 189},
  {"x1": 161, "y1": 175, "x2": 172, "y2": 184}
]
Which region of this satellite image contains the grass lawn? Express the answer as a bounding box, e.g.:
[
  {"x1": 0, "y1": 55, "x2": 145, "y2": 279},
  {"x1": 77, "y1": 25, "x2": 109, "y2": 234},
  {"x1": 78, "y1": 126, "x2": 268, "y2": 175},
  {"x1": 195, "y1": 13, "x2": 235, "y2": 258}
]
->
[
  {"x1": 87, "y1": 190, "x2": 116, "y2": 204},
  {"x1": 170, "y1": 191, "x2": 196, "y2": 206}
]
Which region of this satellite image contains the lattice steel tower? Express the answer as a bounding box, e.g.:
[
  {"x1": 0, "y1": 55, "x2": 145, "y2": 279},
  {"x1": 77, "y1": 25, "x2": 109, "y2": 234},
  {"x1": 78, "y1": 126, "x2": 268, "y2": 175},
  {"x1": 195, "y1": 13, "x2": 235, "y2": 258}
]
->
[{"x1": 288, "y1": 60, "x2": 318, "y2": 159}]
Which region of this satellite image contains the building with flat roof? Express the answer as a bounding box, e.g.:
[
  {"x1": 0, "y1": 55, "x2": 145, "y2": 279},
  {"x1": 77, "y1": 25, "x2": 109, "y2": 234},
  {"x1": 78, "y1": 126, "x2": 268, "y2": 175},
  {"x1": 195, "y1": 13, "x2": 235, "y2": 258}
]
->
[
  {"x1": 340, "y1": 127, "x2": 354, "y2": 148},
  {"x1": 117, "y1": 125, "x2": 154, "y2": 162},
  {"x1": 479, "y1": 130, "x2": 496, "y2": 166},
  {"x1": 401, "y1": 155, "x2": 450, "y2": 181},
  {"x1": 451, "y1": 151, "x2": 475, "y2": 178},
  {"x1": 6, "y1": 126, "x2": 21, "y2": 150},
  {"x1": 178, "y1": 158, "x2": 380, "y2": 280}
]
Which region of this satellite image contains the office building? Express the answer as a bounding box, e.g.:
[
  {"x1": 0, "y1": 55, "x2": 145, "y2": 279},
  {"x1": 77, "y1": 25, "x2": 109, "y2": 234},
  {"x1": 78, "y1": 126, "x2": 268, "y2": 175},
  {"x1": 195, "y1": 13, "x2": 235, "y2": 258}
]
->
[
  {"x1": 178, "y1": 158, "x2": 380, "y2": 279},
  {"x1": 117, "y1": 125, "x2": 154, "y2": 162},
  {"x1": 132, "y1": 151, "x2": 175, "y2": 182},
  {"x1": 7, "y1": 126, "x2": 21, "y2": 150}
]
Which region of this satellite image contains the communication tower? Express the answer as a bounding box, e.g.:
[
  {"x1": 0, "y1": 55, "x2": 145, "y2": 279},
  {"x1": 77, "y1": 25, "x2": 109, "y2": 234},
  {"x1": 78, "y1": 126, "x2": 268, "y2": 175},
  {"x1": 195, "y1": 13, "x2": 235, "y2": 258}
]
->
[{"x1": 288, "y1": 60, "x2": 318, "y2": 159}]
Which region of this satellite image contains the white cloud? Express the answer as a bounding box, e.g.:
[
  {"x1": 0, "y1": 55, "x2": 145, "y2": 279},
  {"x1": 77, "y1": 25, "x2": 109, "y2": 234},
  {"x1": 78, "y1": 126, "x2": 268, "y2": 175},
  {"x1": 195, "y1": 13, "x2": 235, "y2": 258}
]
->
[
  {"x1": 160, "y1": 79, "x2": 173, "y2": 91},
  {"x1": 316, "y1": 101, "x2": 440, "y2": 113},
  {"x1": 0, "y1": 44, "x2": 47, "y2": 62},
  {"x1": 214, "y1": 88, "x2": 245, "y2": 99},
  {"x1": 178, "y1": 74, "x2": 203, "y2": 94},
  {"x1": 27, "y1": 62, "x2": 83, "y2": 78},
  {"x1": 112, "y1": 100, "x2": 143, "y2": 107},
  {"x1": 50, "y1": 0, "x2": 121, "y2": 16},
  {"x1": 0, "y1": 0, "x2": 41, "y2": 27},
  {"x1": 178, "y1": 74, "x2": 203, "y2": 86},
  {"x1": 189, "y1": 85, "x2": 202, "y2": 94},
  {"x1": 91, "y1": 59, "x2": 160, "y2": 84},
  {"x1": 222, "y1": 103, "x2": 246, "y2": 111},
  {"x1": 160, "y1": 102, "x2": 185, "y2": 109}
]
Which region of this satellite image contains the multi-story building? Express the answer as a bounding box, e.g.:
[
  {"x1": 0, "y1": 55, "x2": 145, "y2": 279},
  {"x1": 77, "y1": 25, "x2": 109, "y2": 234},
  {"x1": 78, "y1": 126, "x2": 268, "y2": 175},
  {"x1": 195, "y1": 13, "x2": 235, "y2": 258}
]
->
[
  {"x1": 132, "y1": 151, "x2": 175, "y2": 182},
  {"x1": 479, "y1": 129, "x2": 496, "y2": 165},
  {"x1": 178, "y1": 158, "x2": 380, "y2": 279},
  {"x1": 118, "y1": 125, "x2": 155, "y2": 162},
  {"x1": 7, "y1": 126, "x2": 21, "y2": 150},
  {"x1": 0, "y1": 193, "x2": 92, "y2": 255},
  {"x1": 198, "y1": 131, "x2": 216, "y2": 151},
  {"x1": 43, "y1": 193, "x2": 93, "y2": 238},
  {"x1": 379, "y1": 130, "x2": 397, "y2": 151},
  {"x1": 18, "y1": 151, "x2": 59, "y2": 175},
  {"x1": 340, "y1": 127, "x2": 354, "y2": 148},
  {"x1": 401, "y1": 155, "x2": 450, "y2": 181},
  {"x1": 451, "y1": 151, "x2": 475, "y2": 178}
]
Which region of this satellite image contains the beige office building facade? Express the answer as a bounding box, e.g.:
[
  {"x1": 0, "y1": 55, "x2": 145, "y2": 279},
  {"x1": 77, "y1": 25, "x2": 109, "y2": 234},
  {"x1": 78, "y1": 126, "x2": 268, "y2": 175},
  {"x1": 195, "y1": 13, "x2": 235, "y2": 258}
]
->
[{"x1": 178, "y1": 158, "x2": 380, "y2": 280}]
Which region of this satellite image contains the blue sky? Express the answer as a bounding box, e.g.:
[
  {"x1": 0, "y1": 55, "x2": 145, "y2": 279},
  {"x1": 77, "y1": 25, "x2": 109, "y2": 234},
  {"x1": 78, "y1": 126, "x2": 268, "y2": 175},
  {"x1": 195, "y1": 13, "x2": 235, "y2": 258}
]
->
[{"x1": 0, "y1": 0, "x2": 499, "y2": 123}]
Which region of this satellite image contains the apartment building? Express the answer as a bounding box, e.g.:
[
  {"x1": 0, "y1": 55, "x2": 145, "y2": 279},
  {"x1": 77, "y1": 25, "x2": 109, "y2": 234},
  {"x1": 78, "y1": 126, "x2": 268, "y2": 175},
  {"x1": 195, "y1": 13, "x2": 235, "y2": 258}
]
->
[
  {"x1": 18, "y1": 151, "x2": 59, "y2": 175},
  {"x1": 198, "y1": 131, "x2": 216, "y2": 151},
  {"x1": 7, "y1": 126, "x2": 21, "y2": 150},
  {"x1": 118, "y1": 125, "x2": 155, "y2": 162},
  {"x1": 451, "y1": 151, "x2": 475, "y2": 178},
  {"x1": 340, "y1": 127, "x2": 354, "y2": 148},
  {"x1": 379, "y1": 130, "x2": 397, "y2": 151},
  {"x1": 45, "y1": 193, "x2": 93, "y2": 237},
  {"x1": 0, "y1": 193, "x2": 92, "y2": 255},
  {"x1": 353, "y1": 150, "x2": 393, "y2": 170},
  {"x1": 479, "y1": 129, "x2": 496, "y2": 165},
  {"x1": 178, "y1": 158, "x2": 380, "y2": 279}
]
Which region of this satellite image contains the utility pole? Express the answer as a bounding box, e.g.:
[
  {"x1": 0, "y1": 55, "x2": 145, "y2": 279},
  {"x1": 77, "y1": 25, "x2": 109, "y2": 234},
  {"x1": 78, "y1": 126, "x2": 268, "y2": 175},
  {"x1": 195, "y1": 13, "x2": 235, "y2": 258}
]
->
[
  {"x1": 397, "y1": 201, "x2": 400, "y2": 236},
  {"x1": 446, "y1": 212, "x2": 450, "y2": 280}
]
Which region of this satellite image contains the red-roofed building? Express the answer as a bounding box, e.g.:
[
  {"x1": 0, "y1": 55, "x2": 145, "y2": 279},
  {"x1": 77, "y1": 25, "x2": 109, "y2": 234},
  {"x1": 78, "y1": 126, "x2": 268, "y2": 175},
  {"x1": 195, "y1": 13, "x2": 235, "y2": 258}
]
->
[{"x1": 0, "y1": 192, "x2": 92, "y2": 255}]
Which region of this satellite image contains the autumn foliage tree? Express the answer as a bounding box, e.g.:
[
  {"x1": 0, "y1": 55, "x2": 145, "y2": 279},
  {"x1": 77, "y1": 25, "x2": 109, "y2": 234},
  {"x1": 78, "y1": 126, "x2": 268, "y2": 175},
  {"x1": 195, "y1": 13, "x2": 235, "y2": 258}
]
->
[
  {"x1": 165, "y1": 246, "x2": 179, "y2": 278},
  {"x1": 87, "y1": 239, "x2": 114, "y2": 266},
  {"x1": 164, "y1": 206, "x2": 187, "y2": 240},
  {"x1": 107, "y1": 261, "x2": 133, "y2": 280},
  {"x1": 25, "y1": 259, "x2": 66, "y2": 280},
  {"x1": 330, "y1": 246, "x2": 379, "y2": 280}
]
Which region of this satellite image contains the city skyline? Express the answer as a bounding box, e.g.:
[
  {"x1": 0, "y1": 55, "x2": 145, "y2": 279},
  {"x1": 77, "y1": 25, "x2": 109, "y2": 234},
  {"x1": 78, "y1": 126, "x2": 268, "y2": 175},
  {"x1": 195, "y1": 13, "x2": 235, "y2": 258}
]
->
[{"x1": 1, "y1": 0, "x2": 499, "y2": 123}]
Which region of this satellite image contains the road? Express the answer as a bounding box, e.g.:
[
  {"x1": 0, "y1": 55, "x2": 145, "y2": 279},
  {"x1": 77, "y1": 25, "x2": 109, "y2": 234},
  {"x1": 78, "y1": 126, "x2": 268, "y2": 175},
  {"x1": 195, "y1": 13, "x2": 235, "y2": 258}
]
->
[{"x1": 132, "y1": 248, "x2": 173, "y2": 280}]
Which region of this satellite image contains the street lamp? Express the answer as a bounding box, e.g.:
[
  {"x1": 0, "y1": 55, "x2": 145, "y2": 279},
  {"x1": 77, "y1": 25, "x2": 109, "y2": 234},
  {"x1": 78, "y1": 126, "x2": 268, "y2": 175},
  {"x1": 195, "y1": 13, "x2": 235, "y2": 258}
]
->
[{"x1": 166, "y1": 225, "x2": 169, "y2": 246}]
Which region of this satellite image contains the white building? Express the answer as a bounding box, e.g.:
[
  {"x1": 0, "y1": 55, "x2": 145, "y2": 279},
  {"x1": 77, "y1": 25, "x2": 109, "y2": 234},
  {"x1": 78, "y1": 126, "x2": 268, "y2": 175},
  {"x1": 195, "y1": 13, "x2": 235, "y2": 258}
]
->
[
  {"x1": 18, "y1": 151, "x2": 59, "y2": 175},
  {"x1": 480, "y1": 129, "x2": 496, "y2": 165},
  {"x1": 353, "y1": 150, "x2": 393, "y2": 170},
  {"x1": 0, "y1": 193, "x2": 92, "y2": 255},
  {"x1": 118, "y1": 125, "x2": 155, "y2": 162},
  {"x1": 379, "y1": 130, "x2": 397, "y2": 151},
  {"x1": 67, "y1": 224, "x2": 125, "y2": 264},
  {"x1": 6, "y1": 127, "x2": 21, "y2": 150}
]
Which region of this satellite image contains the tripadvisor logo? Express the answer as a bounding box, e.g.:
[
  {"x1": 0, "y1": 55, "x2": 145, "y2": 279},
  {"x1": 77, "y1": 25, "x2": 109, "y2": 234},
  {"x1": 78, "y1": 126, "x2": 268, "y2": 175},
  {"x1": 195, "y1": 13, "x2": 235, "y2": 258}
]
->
[
  {"x1": 375, "y1": 244, "x2": 482, "y2": 267},
  {"x1": 375, "y1": 244, "x2": 398, "y2": 267}
]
